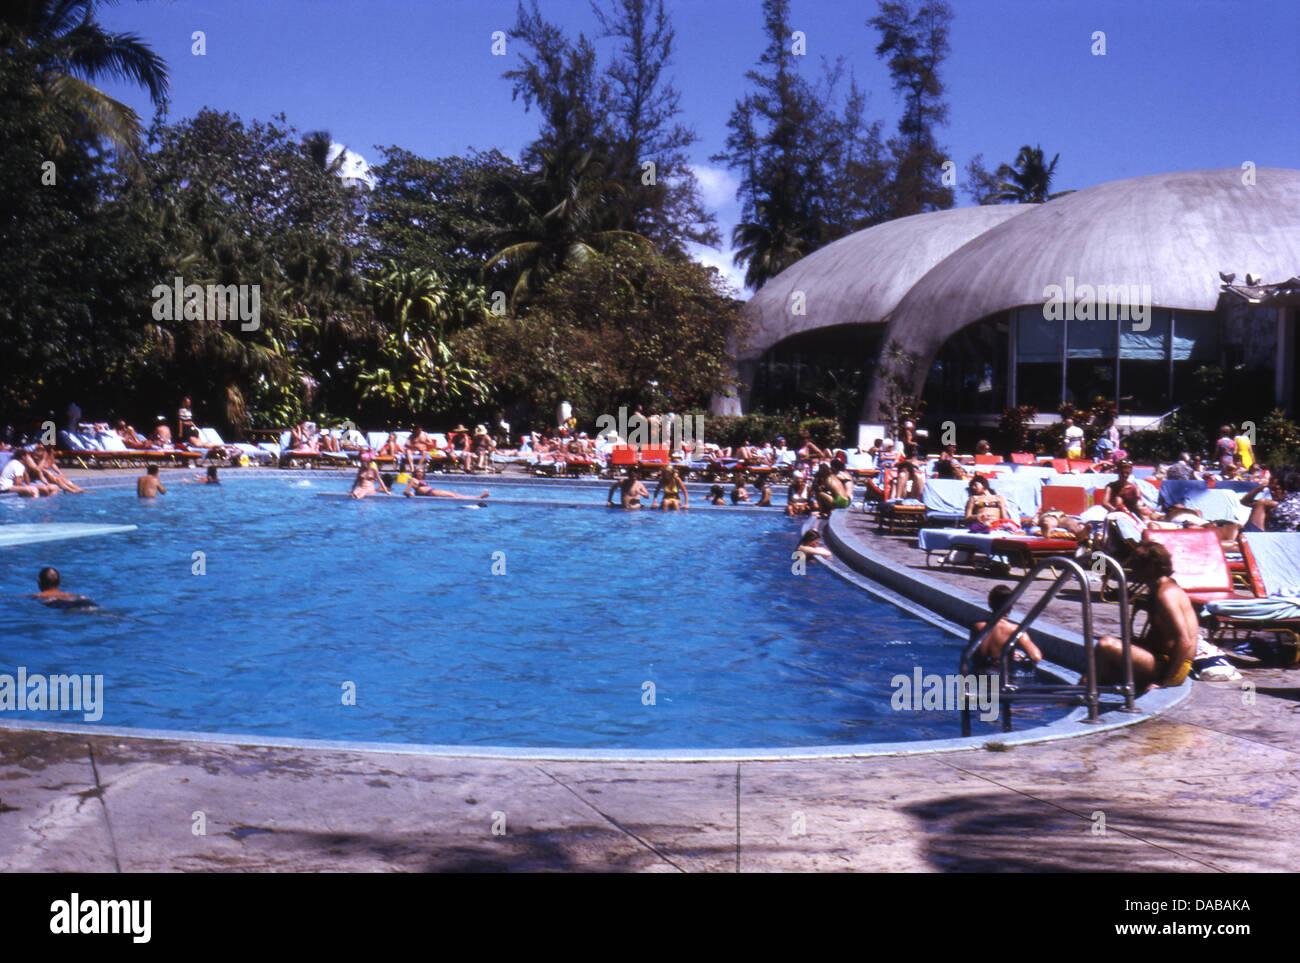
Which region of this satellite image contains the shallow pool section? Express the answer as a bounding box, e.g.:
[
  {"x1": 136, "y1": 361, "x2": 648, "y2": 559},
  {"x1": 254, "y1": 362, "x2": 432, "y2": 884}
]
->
[{"x1": 1, "y1": 477, "x2": 1066, "y2": 749}]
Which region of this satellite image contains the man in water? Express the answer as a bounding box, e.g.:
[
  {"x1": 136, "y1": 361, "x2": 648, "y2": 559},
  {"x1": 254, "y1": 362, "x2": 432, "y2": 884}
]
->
[
  {"x1": 969, "y1": 584, "x2": 1043, "y2": 671},
  {"x1": 137, "y1": 464, "x2": 166, "y2": 498},
  {"x1": 32, "y1": 567, "x2": 95, "y2": 608},
  {"x1": 403, "y1": 469, "x2": 488, "y2": 500},
  {"x1": 1096, "y1": 541, "x2": 1197, "y2": 691},
  {"x1": 608, "y1": 468, "x2": 649, "y2": 509}
]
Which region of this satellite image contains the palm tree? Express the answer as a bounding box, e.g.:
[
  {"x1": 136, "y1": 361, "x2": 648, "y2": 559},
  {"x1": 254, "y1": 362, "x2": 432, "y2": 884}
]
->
[
  {"x1": 483, "y1": 146, "x2": 651, "y2": 308},
  {"x1": 989, "y1": 145, "x2": 1072, "y2": 204},
  {"x1": 0, "y1": 0, "x2": 168, "y2": 158}
]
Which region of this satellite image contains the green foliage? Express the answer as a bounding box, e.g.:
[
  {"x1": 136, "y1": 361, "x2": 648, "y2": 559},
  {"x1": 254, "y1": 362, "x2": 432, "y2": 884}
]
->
[
  {"x1": 998, "y1": 405, "x2": 1038, "y2": 455},
  {"x1": 868, "y1": 0, "x2": 956, "y2": 218},
  {"x1": 1256, "y1": 409, "x2": 1300, "y2": 467},
  {"x1": 877, "y1": 340, "x2": 926, "y2": 440},
  {"x1": 455, "y1": 240, "x2": 743, "y2": 427},
  {"x1": 713, "y1": 0, "x2": 889, "y2": 289},
  {"x1": 703, "y1": 413, "x2": 844, "y2": 450},
  {"x1": 1123, "y1": 413, "x2": 1208, "y2": 464},
  {"x1": 355, "y1": 263, "x2": 492, "y2": 420}
]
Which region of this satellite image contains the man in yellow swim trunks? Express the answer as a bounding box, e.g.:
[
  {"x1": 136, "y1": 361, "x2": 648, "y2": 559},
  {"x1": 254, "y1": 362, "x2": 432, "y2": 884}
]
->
[{"x1": 1096, "y1": 541, "x2": 1197, "y2": 690}]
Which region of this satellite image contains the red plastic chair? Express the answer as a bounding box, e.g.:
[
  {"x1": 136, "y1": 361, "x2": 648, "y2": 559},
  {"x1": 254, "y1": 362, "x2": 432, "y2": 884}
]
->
[
  {"x1": 1010, "y1": 452, "x2": 1037, "y2": 466},
  {"x1": 1040, "y1": 485, "x2": 1088, "y2": 516},
  {"x1": 973, "y1": 454, "x2": 999, "y2": 465},
  {"x1": 1141, "y1": 529, "x2": 1238, "y2": 605}
]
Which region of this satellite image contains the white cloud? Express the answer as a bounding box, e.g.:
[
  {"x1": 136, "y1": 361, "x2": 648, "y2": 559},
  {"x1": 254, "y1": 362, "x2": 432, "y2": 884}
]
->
[
  {"x1": 688, "y1": 163, "x2": 740, "y2": 210},
  {"x1": 687, "y1": 241, "x2": 748, "y2": 299}
]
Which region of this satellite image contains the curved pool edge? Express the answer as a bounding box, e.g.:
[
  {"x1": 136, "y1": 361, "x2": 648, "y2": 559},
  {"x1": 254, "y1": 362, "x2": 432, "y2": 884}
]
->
[{"x1": 0, "y1": 479, "x2": 1186, "y2": 763}]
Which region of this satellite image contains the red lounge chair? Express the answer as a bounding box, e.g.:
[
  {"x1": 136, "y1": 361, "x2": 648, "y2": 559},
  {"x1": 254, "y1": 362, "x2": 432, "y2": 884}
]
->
[
  {"x1": 1009, "y1": 452, "x2": 1037, "y2": 466},
  {"x1": 1067, "y1": 459, "x2": 1095, "y2": 473},
  {"x1": 1050, "y1": 458, "x2": 1070, "y2": 474},
  {"x1": 990, "y1": 536, "x2": 1079, "y2": 574},
  {"x1": 639, "y1": 446, "x2": 670, "y2": 467},
  {"x1": 973, "y1": 454, "x2": 999, "y2": 465},
  {"x1": 610, "y1": 446, "x2": 638, "y2": 468},
  {"x1": 1140, "y1": 528, "x2": 1239, "y2": 605},
  {"x1": 1040, "y1": 485, "x2": 1089, "y2": 516}
]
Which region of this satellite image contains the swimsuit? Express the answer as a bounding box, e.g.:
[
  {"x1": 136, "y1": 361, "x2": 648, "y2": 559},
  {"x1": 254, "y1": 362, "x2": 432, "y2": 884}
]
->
[{"x1": 1154, "y1": 653, "x2": 1193, "y2": 686}]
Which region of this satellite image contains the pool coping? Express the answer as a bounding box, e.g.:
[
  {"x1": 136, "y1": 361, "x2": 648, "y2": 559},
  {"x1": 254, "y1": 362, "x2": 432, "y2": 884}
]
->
[{"x1": 0, "y1": 479, "x2": 1185, "y2": 762}]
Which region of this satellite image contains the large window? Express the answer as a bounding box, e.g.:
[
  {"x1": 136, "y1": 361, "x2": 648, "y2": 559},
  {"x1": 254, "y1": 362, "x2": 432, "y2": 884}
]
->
[
  {"x1": 1013, "y1": 307, "x2": 1220, "y2": 414},
  {"x1": 925, "y1": 317, "x2": 1006, "y2": 415}
]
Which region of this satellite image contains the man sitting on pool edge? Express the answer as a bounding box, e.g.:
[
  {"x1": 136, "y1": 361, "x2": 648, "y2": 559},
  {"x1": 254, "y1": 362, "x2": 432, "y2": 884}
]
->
[{"x1": 1096, "y1": 541, "x2": 1197, "y2": 691}]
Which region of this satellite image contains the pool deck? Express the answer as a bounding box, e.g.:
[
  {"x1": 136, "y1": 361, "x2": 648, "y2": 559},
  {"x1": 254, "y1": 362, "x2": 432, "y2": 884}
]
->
[{"x1": 3, "y1": 473, "x2": 1299, "y2": 871}]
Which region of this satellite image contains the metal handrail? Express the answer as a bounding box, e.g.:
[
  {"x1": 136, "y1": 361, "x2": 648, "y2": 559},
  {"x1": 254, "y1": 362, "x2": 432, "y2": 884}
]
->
[{"x1": 959, "y1": 552, "x2": 1136, "y2": 734}]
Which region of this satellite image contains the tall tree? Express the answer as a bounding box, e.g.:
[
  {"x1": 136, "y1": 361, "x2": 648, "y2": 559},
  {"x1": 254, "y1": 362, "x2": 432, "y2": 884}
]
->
[
  {"x1": 713, "y1": 0, "x2": 886, "y2": 289},
  {"x1": 0, "y1": 0, "x2": 168, "y2": 160},
  {"x1": 494, "y1": 1, "x2": 648, "y2": 305},
  {"x1": 592, "y1": 0, "x2": 718, "y2": 255},
  {"x1": 868, "y1": 0, "x2": 955, "y2": 217}
]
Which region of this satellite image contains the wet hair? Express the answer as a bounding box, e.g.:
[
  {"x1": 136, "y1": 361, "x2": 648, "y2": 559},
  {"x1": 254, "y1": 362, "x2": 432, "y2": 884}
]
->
[
  {"x1": 38, "y1": 567, "x2": 60, "y2": 590},
  {"x1": 146, "y1": 464, "x2": 159, "y2": 476},
  {"x1": 709, "y1": 485, "x2": 725, "y2": 498},
  {"x1": 1130, "y1": 541, "x2": 1174, "y2": 580},
  {"x1": 206, "y1": 465, "x2": 219, "y2": 482},
  {"x1": 988, "y1": 584, "x2": 1013, "y2": 611},
  {"x1": 798, "y1": 529, "x2": 821, "y2": 546}
]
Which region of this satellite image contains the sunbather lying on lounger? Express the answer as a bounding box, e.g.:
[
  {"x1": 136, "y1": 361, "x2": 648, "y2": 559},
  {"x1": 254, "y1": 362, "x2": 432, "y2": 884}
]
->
[
  {"x1": 1096, "y1": 541, "x2": 1197, "y2": 691},
  {"x1": 402, "y1": 469, "x2": 488, "y2": 499},
  {"x1": 1030, "y1": 510, "x2": 1086, "y2": 538}
]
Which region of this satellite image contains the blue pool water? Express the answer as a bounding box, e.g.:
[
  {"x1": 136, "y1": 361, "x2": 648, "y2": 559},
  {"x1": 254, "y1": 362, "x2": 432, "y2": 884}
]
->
[{"x1": 0, "y1": 476, "x2": 1063, "y2": 749}]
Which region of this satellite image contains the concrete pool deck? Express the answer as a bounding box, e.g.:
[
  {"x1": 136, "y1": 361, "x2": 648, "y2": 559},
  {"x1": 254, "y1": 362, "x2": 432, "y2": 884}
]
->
[{"x1": 2, "y1": 474, "x2": 1299, "y2": 871}]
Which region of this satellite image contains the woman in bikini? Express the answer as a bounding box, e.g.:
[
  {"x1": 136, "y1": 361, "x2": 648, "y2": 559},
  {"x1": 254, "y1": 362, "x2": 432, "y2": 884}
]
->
[
  {"x1": 402, "y1": 469, "x2": 488, "y2": 499},
  {"x1": 652, "y1": 466, "x2": 689, "y2": 511},
  {"x1": 349, "y1": 456, "x2": 390, "y2": 499},
  {"x1": 963, "y1": 476, "x2": 1018, "y2": 531}
]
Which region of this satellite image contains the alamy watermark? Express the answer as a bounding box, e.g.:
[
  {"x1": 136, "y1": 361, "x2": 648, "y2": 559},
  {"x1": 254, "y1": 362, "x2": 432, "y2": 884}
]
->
[
  {"x1": 151, "y1": 276, "x2": 260, "y2": 331},
  {"x1": 0, "y1": 666, "x2": 103, "y2": 721},
  {"x1": 890, "y1": 667, "x2": 999, "y2": 722},
  {"x1": 593, "y1": 406, "x2": 704, "y2": 447},
  {"x1": 1042, "y1": 276, "x2": 1152, "y2": 331}
]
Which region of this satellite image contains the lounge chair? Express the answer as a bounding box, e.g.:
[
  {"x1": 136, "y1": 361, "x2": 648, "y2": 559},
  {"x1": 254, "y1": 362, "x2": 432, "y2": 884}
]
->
[
  {"x1": 1205, "y1": 532, "x2": 1300, "y2": 662},
  {"x1": 1140, "y1": 528, "x2": 1239, "y2": 606}
]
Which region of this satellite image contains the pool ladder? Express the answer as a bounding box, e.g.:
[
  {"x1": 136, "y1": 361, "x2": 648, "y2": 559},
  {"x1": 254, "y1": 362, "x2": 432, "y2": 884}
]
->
[{"x1": 959, "y1": 552, "x2": 1137, "y2": 736}]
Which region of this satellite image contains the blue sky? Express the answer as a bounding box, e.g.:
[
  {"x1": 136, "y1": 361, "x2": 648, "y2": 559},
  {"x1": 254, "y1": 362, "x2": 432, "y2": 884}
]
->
[{"x1": 99, "y1": 0, "x2": 1300, "y2": 294}]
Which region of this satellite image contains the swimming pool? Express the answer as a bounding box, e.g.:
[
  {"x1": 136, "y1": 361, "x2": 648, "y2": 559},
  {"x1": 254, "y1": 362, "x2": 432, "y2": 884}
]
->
[{"x1": 1, "y1": 475, "x2": 1065, "y2": 749}]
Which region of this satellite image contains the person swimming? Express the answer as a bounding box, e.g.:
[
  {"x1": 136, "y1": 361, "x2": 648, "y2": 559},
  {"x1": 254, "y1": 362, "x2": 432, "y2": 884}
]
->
[
  {"x1": 32, "y1": 567, "x2": 96, "y2": 609},
  {"x1": 707, "y1": 485, "x2": 726, "y2": 505}
]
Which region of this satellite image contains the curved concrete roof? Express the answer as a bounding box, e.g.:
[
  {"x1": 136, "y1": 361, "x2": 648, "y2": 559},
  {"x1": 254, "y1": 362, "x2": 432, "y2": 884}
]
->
[
  {"x1": 738, "y1": 204, "x2": 1030, "y2": 360},
  {"x1": 879, "y1": 167, "x2": 1300, "y2": 396}
]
